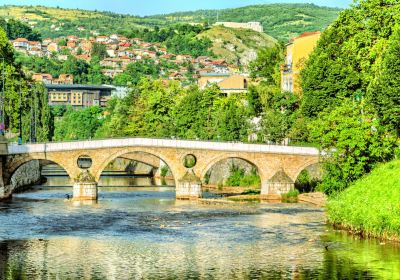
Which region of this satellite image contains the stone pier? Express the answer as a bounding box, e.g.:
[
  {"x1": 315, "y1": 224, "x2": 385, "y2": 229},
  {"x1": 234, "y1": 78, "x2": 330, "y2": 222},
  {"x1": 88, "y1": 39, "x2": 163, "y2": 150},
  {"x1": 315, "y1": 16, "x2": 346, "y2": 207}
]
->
[
  {"x1": 73, "y1": 182, "x2": 98, "y2": 201},
  {"x1": 261, "y1": 169, "x2": 294, "y2": 201},
  {"x1": 176, "y1": 171, "x2": 202, "y2": 200},
  {"x1": 72, "y1": 170, "x2": 98, "y2": 201}
]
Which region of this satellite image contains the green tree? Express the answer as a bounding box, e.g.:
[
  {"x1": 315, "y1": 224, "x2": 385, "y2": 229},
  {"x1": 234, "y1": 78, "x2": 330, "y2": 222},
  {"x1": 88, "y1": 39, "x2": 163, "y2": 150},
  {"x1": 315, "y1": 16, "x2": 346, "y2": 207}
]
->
[
  {"x1": 212, "y1": 95, "x2": 249, "y2": 141},
  {"x1": 309, "y1": 100, "x2": 397, "y2": 194},
  {"x1": 301, "y1": 0, "x2": 399, "y2": 118},
  {"x1": 91, "y1": 43, "x2": 107, "y2": 60},
  {"x1": 368, "y1": 25, "x2": 400, "y2": 136},
  {"x1": 249, "y1": 44, "x2": 283, "y2": 85},
  {"x1": 54, "y1": 106, "x2": 104, "y2": 141}
]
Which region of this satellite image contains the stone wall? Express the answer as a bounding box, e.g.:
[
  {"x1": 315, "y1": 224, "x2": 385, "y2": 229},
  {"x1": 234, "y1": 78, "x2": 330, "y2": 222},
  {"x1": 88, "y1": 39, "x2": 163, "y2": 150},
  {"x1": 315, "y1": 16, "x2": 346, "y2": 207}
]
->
[{"x1": 10, "y1": 160, "x2": 41, "y2": 193}]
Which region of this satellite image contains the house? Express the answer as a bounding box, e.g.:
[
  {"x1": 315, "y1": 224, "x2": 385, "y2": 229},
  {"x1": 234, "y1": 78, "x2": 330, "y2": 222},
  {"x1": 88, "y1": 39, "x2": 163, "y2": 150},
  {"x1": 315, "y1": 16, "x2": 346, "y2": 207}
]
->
[
  {"x1": 12, "y1": 38, "x2": 29, "y2": 50},
  {"x1": 67, "y1": 35, "x2": 79, "y2": 42},
  {"x1": 47, "y1": 42, "x2": 59, "y2": 53},
  {"x1": 80, "y1": 40, "x2": 93, "y2": 53},
  {"x1": 198, "y1": 73, "x2": 249, "y2": 95},
  {"x1": 110, "y1": 34, "x2": 120, "y2": 40},
  {"x1": 67, "y1": 41, "x2": 76, "y2": 49},
  {"x1": 169, "y1": 72, "x2": 184, "y2": 80},
  {"x1": 210, "y1": 59, "x2": 229, "y2": 73},
  {"x1": 101, "y1": 69, "x2": 123, "y2": 78},
  {"x1": 214, "y1": 22, "x2": 264, "y2": 33},
  {"x1": 198, "y1": 73, "x2": 230, "y2": 89},
  {"x1": 53, "y1": 74, "x2": 74, "y2": 85},
  {"x1": 281, "y1": 31, "x2": 321, "y2": 94},
  {"x1": 76, "y1": 54, "x2": 91, "y2": 62},
  {"x1": 176, "y1": 55, "x2": 193, "y2": 63},
  {"x1": 160, "y1": 54, "x2": 172, "y2": 60},
  {"x1": 217, "y1": 74, "x2": 249, "y2": 95},
  {"x1": 32, "y1": 73, "x2": 53, "y2": 84},
  {"x1": 57, "y1": 55, "x2": 68, "y2": 61},
  {"x1": 43, "y1": 38, "x2": 53, "y2": 45},
  {"x1": 107, "y1": 49, "x2": 116, "y2": 58},
  {"x1": 96, "y1": 36, "x2": 109, "y2": 43},
  {"x1": 27, "y1": 47, "x2": 43, "y2": 56}
]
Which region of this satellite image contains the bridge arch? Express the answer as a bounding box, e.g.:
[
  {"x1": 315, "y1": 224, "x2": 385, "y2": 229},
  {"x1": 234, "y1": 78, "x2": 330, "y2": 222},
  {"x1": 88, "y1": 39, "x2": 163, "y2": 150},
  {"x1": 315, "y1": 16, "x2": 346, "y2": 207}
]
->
[
  {"x1": 93, "y1": 147, "x2": 181, "y2": 184},
  {"x1": 5, "y1": 155, "x2": 74, "y2": 186},
  {"x1": 292, "y1": 161, "x2": 322, "y2": 192},
  {"x1": 199, "y1": 153, "x2": 270, "y2": 183},
  {"x1": 291, "y1": 158, "x2": 321, "y2": 183}
]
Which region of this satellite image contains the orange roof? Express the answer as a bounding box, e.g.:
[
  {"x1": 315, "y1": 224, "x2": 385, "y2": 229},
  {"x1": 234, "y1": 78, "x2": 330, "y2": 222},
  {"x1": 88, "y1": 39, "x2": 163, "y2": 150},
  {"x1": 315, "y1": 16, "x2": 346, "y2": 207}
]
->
[
  {"x1": 295, "y1": 31, "x2": 321, "y2": 40},
  {"x1": 15, "y1": 38, "x2": 28, "y2": 42}
]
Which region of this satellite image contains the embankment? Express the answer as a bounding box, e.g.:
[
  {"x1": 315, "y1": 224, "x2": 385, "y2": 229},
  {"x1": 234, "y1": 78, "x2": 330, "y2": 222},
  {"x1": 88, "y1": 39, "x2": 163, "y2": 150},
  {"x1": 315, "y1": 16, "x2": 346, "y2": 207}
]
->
[{"x1": 327, "y1": 160, "x2": 400, "y2": 241}]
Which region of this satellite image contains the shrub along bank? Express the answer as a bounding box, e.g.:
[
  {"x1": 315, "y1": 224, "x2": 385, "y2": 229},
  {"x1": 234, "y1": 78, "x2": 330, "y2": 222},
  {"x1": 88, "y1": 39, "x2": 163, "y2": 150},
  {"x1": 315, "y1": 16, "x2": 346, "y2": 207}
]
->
[{"x1": 327, "y1": 160, "x2": 400, "y2": 241}]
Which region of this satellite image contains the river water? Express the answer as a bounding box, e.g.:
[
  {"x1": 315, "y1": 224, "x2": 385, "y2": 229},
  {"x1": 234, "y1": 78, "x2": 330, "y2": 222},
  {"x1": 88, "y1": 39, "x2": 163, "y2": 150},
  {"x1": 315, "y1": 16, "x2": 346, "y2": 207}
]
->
[{"x1": 0, "y1": 177, "x2": 400, "y2": 279}]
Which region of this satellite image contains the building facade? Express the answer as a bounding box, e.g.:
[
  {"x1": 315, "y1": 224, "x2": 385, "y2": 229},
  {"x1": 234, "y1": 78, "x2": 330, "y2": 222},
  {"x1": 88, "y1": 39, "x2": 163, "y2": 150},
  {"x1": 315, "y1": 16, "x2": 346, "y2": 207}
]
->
[
  {"x1": 214, "y1": 22, "x2": 264, "y2": 33},
  {"x1": 281, "y1": 31, "x2": 321, "y2": 95},
  {"x1": 198, "y1": 73, "x2": 249, "y2": 95},
  {"x1": 46, "y1": 84, "x2": 115, "y2": 107}
]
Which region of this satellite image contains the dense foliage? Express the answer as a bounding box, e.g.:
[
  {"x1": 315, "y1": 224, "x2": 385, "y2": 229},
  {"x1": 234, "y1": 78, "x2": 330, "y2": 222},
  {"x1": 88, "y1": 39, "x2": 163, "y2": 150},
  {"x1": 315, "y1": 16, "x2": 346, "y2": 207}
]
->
[
  {"x1": 300, "y1": 0, "x2": 400, "y2": 192},
  {"x1": 123, "y1": 24, "x2": 212, "y2": 57},
  {"x1": 15, "y1": 53, "x2": 111, "y2": 85},
  {"x1": 309, "y1": 101, "x2": 397, "y2": 193},
  {"x1": 53, "y1": 106, "x2": 104, "y2": 141},
  {"x1": 0, "y1": 18, "x2": 41, "y2": 40},
  {"x1": 93, "y1": 79, "x2": 250, "y2": 141},
  {"x1": 148, "y1": 3, "x2": 341, "y2": 41},
  {"x1": 0, "y1": 27, "x2": 50, "y2": 142}
]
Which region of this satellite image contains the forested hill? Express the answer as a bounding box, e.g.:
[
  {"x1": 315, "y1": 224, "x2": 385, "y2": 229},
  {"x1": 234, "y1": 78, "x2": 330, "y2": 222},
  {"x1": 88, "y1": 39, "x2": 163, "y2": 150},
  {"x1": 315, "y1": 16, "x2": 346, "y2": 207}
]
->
[
  {"x1": 147, "y1": 4, "x2": 342, "y2": 41},
  {"x1": 0, "y1": 4, "x2": 341, "y2": 41}
]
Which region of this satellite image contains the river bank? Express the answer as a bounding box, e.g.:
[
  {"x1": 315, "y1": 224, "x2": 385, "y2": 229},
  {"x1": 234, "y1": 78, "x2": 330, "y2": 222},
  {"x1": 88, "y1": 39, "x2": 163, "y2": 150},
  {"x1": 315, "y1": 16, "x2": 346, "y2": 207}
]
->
[{"x1": 327, "y1": 159, "x2": 400, "y2": 242}]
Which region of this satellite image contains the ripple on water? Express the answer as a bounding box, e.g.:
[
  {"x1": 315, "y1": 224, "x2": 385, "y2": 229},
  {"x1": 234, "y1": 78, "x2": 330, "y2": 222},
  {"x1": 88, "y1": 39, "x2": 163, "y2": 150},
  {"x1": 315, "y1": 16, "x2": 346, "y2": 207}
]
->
[{"x1": 0, "y1": 186, "x2": 399, "y2": 279}]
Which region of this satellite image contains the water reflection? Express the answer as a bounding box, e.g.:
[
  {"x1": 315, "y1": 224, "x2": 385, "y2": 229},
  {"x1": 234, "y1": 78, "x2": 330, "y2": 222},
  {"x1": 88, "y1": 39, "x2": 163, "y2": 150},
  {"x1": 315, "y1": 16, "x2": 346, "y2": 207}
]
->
[{"x1": 0, "y1": 181, "x2": 399, "y2": 279}]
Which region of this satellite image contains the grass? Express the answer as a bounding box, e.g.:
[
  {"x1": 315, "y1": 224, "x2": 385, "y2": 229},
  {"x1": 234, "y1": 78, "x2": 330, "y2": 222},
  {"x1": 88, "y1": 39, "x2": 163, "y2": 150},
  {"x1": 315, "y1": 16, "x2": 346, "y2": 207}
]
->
[{"x1": 327, "y1": 160, "x2": 400, "y2": 241}]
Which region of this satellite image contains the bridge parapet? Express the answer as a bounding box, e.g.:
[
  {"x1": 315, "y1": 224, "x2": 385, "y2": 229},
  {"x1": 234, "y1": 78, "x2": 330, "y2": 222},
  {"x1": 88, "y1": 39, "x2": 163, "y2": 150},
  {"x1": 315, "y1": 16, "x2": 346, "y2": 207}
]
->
[{"x1": 8, "y1": 138, "x2": 319, "y2": 156}]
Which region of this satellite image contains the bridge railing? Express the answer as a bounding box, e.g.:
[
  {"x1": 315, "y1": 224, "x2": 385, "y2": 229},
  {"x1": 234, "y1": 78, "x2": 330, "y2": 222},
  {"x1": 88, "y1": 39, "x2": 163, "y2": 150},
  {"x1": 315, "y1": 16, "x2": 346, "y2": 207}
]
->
[
  {"x1": 7, "y1": 135, "x2": 319, "y2": 148},
  {"x1": 7, "y1": 136, "x2": 320, "y2": 156}
]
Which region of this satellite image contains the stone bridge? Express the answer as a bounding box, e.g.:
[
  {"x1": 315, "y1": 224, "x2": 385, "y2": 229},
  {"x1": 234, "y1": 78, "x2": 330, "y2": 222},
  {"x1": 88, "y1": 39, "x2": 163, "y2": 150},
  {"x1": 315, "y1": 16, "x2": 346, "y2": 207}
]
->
[{"x1": 0, "y1": 138, "x2": 320, "y2": 201}]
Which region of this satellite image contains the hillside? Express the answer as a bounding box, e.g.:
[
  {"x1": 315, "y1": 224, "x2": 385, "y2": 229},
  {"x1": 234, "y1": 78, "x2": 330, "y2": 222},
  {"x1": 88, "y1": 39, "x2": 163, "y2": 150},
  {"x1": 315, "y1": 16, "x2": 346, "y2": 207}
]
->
[
  {"x1": 0, "y1": 5, "x2": 147, "y2": 38},
  {"x1": 198, "y1": 25, "x2": 277, "y2": 66},
  {"x1": 0, "y1": 4, "x2": 341, "y2": 41},
  {"x1": 148, "y1": 3, "x2": 342, "y2": 41}
]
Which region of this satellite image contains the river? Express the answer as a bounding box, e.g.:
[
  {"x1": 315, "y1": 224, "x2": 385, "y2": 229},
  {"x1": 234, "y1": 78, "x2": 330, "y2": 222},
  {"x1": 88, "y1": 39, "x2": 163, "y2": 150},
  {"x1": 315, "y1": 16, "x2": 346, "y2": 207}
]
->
[{"x1": 0, "y1": 176, "x2": 399, "y2": 279}]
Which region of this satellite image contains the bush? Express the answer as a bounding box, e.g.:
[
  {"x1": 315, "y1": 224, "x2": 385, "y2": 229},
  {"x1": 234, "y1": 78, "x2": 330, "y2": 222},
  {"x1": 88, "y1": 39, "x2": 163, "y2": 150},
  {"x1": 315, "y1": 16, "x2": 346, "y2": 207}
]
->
[
  {"x1": 225, "y1": 165, "x2": 261, "y2": 187},
  {"x1": 160, "y1": 165, "x2": 169, "y2": 177},
  {"x1": 295, "y1": 170, "x2": 319, "y2": 193},
  {"x1": 281, "y1": 189, "x2": 300, "y2": 203}
]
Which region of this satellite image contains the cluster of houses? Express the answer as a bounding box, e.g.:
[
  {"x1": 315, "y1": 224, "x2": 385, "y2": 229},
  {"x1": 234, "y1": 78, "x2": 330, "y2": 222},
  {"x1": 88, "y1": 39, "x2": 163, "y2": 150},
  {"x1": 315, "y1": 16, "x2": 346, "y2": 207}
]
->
[
  {"x1": 11, "y1": 34, "x2": 249, "y2": 92},
  {"x1": 10, "y1": 29, "x2": 323, "y2": 110}
]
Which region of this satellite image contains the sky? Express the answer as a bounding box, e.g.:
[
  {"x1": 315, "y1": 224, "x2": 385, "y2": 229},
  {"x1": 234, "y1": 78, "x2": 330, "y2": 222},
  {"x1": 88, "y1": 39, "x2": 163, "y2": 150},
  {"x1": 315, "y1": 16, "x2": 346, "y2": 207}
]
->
[{"x1": 0, "y1": 0, "x2": 352, "y2": 16}]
